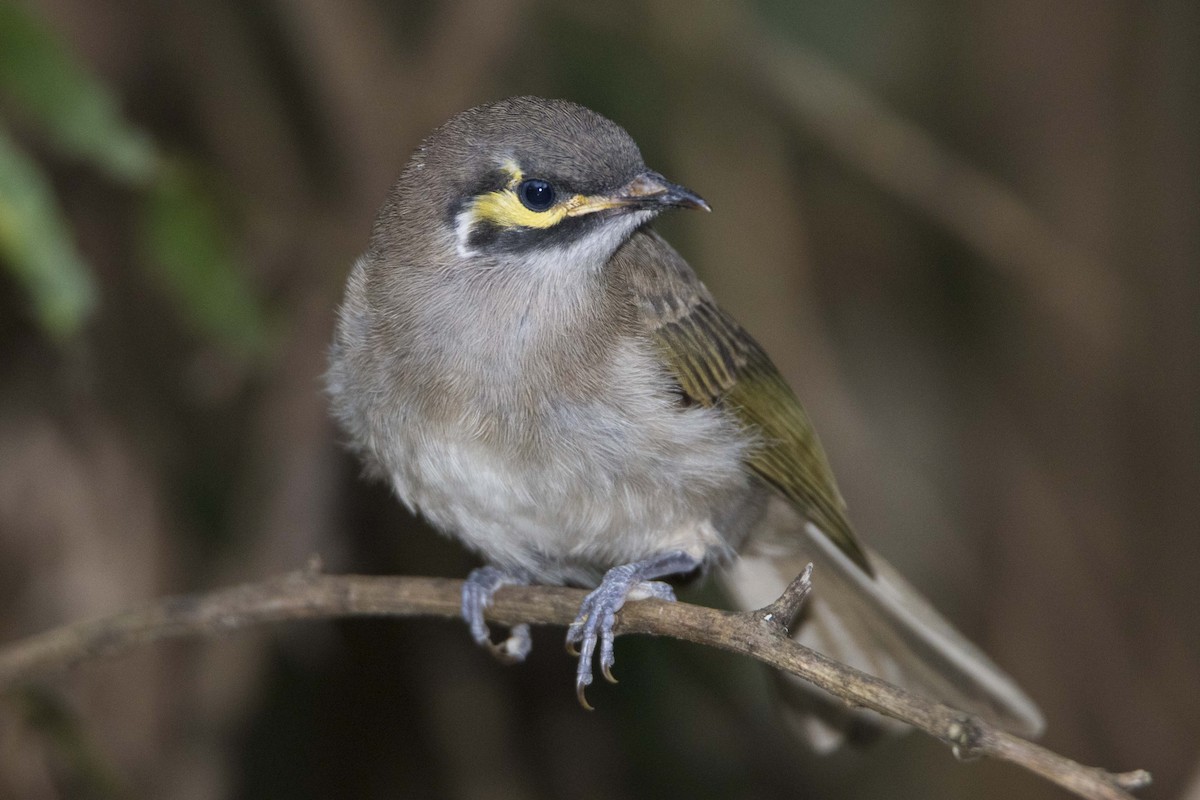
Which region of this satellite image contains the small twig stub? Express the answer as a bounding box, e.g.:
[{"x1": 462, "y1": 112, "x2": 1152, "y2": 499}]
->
[{"x1": 756, "y1": 562, "x2": 813, "y2": 633}]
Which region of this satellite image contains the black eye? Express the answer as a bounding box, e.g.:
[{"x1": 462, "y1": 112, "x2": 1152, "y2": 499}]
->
[{"x1": 518, "y1": 179, "x2": 555, "y2": 212}]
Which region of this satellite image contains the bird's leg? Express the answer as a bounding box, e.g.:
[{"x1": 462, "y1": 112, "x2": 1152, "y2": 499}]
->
[
  {"x1": 566, "y1": 550, "x2": 701, "y2": 708},
  {"x1": 462, "y1": 566, "x2": 532, "y2": 664}
]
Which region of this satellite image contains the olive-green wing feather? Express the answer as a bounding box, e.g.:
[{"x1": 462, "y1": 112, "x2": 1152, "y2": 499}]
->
[{"x1": 615, "y1": 230, "x2": 872, "y2": 573}]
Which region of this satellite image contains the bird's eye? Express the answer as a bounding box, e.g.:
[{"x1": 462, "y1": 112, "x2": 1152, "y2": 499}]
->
[{"x1": 518, "y1": 179, "x2": 555, "y2": 212}]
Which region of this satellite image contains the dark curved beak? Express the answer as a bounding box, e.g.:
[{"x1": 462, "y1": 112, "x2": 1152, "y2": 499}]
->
[{"x1": 617, "y1": 171, "x2": 711, "y2": 212}]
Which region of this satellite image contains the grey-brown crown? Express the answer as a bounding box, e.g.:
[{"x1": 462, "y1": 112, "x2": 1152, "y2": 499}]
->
[
  {"x1": 374, "y1": 97, "x2": 647, "y2": 240},
  {"x1": 422, "y1": 97, "x2": 645, "y2": 195}
]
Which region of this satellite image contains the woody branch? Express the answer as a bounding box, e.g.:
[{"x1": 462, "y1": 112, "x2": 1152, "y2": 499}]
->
[{"x1": 0, "y1": 562, "x2": 1150, "y2": 800}]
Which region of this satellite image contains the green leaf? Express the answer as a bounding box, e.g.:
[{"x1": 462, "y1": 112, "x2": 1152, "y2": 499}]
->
[
  {"x1": 0, "y1": 123, "x2": 97, "y2": 338},
  {"x1": 0, "y1": 2, "x2": 158, "y2": 183},
  {"x1": 139, "y1": 164, "x2": 269, "y2": 355}
]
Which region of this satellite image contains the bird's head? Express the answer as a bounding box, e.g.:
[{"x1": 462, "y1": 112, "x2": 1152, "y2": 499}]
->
[{"x1": 372, "y1": 96, "x2": 708, "y2": 272}]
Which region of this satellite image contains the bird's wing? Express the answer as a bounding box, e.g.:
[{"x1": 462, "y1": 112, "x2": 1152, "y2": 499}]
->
[
  {"x1": 614, "y1": 230, "x2": 1044, "y2": 743},
  {"x1": 613, "y1": 230, "x2": 872, "y2": 573}
]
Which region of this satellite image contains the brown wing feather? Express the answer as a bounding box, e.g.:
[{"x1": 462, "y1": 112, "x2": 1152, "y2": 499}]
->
[{"x1": 613, "y1": 230, "x2": 872, "y2": 573}]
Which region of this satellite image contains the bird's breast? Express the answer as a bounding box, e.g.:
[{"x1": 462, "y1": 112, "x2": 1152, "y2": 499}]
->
[{"x1": 386, "y1": 335, "x2": 757, "y2": 581}]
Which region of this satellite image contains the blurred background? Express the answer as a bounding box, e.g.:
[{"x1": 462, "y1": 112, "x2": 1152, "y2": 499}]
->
[{"x1": 0, "y1": 0, "x2": 1196, "y2": 798}]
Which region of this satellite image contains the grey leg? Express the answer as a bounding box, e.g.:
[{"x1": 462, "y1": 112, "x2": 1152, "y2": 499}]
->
[
  {"x1": 462, "y1": 566, "x2": 532, "y2": 663},
  {"x1": 565, "y1": 550, "x2": 701, "y2": 708}
]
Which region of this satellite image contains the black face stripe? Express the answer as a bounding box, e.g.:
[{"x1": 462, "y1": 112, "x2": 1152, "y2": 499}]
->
[{"x1": 464, "y1": 207, "x2": 619, "y2": 255}]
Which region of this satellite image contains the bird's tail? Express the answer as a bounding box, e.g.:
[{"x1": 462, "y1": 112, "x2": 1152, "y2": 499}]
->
[{"x1": 719, "y1": 500, "x2": 1044, "y2": 752}]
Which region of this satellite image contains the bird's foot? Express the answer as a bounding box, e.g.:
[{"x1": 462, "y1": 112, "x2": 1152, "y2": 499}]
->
[
  {"x1": 565, "y1": 550, "x2": 700, "y2": 709},
  {"x1": 462, "y1": 566, "x2": 531, "y2": 664}
]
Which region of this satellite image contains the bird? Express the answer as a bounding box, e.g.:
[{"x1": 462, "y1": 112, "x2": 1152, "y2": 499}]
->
[{"x1": 327, "y1": 96, "x2": 1043, "y2": 747}]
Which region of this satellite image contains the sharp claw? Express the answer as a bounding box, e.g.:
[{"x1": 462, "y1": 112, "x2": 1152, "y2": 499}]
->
[
  {"x1": 565, "y1": 553, "x2": 698, "y2": 709},
  {"x1": 576, "y1": 681, "x2": 594, "y2": 711}
]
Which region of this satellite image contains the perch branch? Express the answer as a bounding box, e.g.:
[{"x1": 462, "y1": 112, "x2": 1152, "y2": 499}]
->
[{"x1": 0, "y1": 566, "x2": 1149, "y2": 800}]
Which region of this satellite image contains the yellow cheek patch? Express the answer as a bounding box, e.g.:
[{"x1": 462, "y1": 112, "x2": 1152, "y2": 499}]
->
[
  {"x1": 464, "y1": 160, "x2": 627, "y2": 230},
  {"x1": 469, "y1": 189, "x2": 570, "y2": 229},
  {"x1": 468, "y1": 190, "x2": 627, "y2": 229}
]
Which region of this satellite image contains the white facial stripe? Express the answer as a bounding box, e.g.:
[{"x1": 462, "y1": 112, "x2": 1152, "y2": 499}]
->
[
  {"x1": 517, "y1": 210, "x2": 654, "y2": 276},
  {"x1": 454, "y1": 206, "x2": 480, "y2": 259}
]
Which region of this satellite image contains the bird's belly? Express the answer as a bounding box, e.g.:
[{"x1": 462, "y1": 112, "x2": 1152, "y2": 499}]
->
[{"x1": 388, "y1": 396, "x2": 754, "y2": 584}]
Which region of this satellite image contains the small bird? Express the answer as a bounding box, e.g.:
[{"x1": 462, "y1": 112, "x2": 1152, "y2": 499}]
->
[{"x1": 328, "y1": 96, "x2": 1042, "y2": 746}]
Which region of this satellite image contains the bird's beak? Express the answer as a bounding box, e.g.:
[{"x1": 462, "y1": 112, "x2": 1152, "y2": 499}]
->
[
  {"x1": 616, "y1": 171, "x2": 711, "y2": 212},
  {"x1": 564, "y1": 171, "x2": 710, "y2": 218}
]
